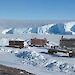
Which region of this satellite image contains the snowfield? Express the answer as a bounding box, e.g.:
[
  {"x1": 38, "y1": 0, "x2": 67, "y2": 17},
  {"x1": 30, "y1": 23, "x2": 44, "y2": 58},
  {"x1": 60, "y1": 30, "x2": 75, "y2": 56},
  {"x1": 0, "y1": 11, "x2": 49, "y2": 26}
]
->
[
  {"x1": 0, "y1": 45, "x2": 75, "y2": 75},
  {"x1": 0, "y1": 21, "x2": 75, "y2": 75},
  {"x1": 0, "y1": 35, "x2": 75, "y2": 75}
]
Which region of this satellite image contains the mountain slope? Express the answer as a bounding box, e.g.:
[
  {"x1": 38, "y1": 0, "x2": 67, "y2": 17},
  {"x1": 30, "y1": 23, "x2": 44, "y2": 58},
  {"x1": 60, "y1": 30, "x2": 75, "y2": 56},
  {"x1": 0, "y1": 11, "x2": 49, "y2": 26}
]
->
[{"x1": 2, "y1": 21, "x2": 75, "y2": 35}]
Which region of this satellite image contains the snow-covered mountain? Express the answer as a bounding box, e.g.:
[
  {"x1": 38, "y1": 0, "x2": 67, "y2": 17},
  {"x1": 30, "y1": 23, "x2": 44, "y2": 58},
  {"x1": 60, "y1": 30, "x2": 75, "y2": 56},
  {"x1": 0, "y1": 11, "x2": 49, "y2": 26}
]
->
[
  {"x1": 2, "y1": 21, "x2": 75, "y2": 35},
  {"x1": 2, "y1": 28, "x2": 14, "y2": 34}
]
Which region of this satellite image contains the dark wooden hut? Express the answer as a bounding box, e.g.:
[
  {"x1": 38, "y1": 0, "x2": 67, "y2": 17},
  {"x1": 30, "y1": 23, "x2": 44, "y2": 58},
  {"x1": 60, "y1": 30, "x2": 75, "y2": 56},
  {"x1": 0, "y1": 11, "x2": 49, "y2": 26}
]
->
[
  {"x1": 30, "y1": 38, "x2": 48, "y2": 47},
  {"x1": 9, "y1": 40, "x2": 24, "y2": 48}
]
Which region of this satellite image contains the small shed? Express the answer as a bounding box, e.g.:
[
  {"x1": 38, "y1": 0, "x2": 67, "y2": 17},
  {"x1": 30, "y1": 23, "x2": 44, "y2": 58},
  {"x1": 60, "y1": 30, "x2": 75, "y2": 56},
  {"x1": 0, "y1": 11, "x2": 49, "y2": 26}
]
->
[
  {"x1": 9, "y1": 40, "x2": 24, "y2": 48},
  {"x1": 30, "y1": 38, "x2": 48, "y2": 47}
]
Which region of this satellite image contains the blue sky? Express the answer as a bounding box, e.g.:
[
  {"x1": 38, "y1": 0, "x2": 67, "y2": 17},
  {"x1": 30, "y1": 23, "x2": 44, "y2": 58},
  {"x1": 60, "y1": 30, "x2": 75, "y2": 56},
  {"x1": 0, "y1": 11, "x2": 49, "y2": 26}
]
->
[{"x1": 0, "y1": 0, "x2": 75, "y2": 20}]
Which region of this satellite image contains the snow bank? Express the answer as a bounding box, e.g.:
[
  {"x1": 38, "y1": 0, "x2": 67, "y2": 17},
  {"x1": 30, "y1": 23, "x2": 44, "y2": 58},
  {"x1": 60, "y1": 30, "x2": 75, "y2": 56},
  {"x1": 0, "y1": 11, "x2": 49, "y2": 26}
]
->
[
  {"x1": 49, "y1": 42, "x2": 59, "y2": 47},
  {"x1": 15, "y1": 50, "x2": 46, "y2": 66},
  {"x1": 45, "y1": 60, "x2": 75, "y2": 73},
  {"x1": 0, "y1": 38, "x2": 9, "y2": 46}
]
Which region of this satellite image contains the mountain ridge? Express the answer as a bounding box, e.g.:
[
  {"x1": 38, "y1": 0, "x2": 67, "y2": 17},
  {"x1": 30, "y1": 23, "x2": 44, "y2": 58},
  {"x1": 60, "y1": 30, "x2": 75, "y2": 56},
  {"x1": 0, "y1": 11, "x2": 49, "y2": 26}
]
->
[{"x1": 2, "y1": 21, "x2": 75, "y2": 35}]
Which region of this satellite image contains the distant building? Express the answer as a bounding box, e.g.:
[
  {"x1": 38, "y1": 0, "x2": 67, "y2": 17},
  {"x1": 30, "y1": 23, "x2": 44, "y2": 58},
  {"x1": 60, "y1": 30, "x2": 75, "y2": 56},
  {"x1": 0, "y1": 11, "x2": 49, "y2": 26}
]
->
[
  {"x1": 9, "y1": 40, "x2": 24, "y2": 48},
  {"x1": 30, "y1": 38, "x2": 48, "y2": 47},
  {"x1": 60, "y1": 36, "x2": 75, "y2": 48}
]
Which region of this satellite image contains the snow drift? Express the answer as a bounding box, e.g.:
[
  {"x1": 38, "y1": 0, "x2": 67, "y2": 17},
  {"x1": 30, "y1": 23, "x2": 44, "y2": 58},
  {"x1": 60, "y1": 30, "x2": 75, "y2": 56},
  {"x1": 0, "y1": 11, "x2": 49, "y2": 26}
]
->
[
  {"x1": 45, "y1": 60, "x2": 75, "y2": 73},
  {"x1": 0, "y1": 38, "x2": 9, "y2": 46},
  {"x1": 15, "y1": 50, "x2": 46, "y2": 66}
]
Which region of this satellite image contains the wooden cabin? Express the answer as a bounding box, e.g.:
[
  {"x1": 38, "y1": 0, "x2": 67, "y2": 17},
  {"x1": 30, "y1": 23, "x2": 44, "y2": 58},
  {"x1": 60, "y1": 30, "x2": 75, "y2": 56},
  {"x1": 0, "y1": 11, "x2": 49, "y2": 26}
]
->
[
  {"x1": 60, "y1": 36, "x2": 75, "y2": 48},
  {"x1": 8, "y1": 40, "x2": 24, "y2": 48},
  {"x1": 30, "y1": 38, "x2": 48, "y2": 47}
]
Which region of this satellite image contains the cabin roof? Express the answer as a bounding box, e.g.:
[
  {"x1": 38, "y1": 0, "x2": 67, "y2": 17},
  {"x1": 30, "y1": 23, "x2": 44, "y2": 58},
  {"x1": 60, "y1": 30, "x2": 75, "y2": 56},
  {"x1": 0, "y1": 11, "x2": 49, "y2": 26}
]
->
[
  {"x1": 61, "y1": 38, "x2": 75, "y2": 41},
  {"x1": 9, "y1": 40, "x2": 24, "y2": 42}
]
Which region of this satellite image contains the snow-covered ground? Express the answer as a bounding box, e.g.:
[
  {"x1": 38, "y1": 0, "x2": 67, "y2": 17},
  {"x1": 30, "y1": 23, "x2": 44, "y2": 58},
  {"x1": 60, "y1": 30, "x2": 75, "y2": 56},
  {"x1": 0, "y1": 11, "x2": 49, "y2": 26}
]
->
[
  {"x1": 0, "y1": 21, "x2": 75, "y2": 75},
  {"x1": 0, "y1": 34, "x2": 74, "y2": 75}
]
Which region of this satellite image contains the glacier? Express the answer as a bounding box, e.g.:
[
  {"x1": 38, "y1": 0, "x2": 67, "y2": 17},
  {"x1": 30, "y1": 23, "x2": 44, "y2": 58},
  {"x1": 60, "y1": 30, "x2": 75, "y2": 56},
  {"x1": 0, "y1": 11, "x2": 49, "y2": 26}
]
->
[{"x1": 2, "y1": 21, "x2": 75, "y2": 35}]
